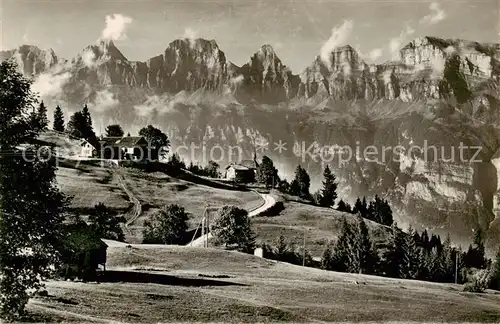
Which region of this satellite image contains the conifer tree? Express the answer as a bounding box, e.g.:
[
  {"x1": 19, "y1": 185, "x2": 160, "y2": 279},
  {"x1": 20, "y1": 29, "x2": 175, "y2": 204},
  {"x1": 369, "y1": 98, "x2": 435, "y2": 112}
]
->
[
  {"x1": 37, "y1": 101, "x2": 49, "y2": 131},
  {"x1": 427, "y1": 246, "x2": 446, "y2": 282},
  {"x1": 441, "y1": 234, "x2": 455, "y2": 282},
  {"x1": 331, "y1": 218, "x2": 355, "y2": 272},
  {"x1": 290, "y1": 165, "x2": 311, "y2": 199},
  {"x1": 53, "y1": 105, "x2": 65, "y2": 132},
  {"x1": 353, "y1": 214, "x2": 378, "y2": 274},
  {"x1": 382, "y1": 222, "x2": 405, "y2": 278},
  {"x1": 337, "y1": 199, "x2": 352, "y2": 213},
  {"x1": 319, "y1": 165, "x2": 337, "y2": 207},
  {"x1": 320, "y1": 241, "x2": 334, "y2": 270},
  {"x1": 399, "y1": 227, "x2": 421, "y2": 279}
]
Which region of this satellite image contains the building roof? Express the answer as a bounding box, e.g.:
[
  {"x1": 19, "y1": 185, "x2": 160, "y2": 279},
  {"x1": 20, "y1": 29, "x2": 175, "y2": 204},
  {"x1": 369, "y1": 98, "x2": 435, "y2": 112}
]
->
[
  {"x1": 240, "y1": 159, "x2": 258, "y2": 169},
  {"x1": 100, "y1": 136, "x2": 147, "y2": 147},
  {"x1": 62, "y1": 222, "x2": 108, "y2": 253},
  {"x1": 80, "y1": 139, "x2": 94, "y2": 147},
  {"x1": 226, "y1": 164, "x2": 251, "y2": 171}
]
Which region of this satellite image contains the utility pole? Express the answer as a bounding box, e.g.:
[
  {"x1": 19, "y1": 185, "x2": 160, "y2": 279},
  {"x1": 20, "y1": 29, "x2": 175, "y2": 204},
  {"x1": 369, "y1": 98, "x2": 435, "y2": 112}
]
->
[
  {"x1": 201, "y1": 215, "x2": 205, "y2": 248},
  {"x1": 455, "y1": 251, "x2": 459, "y2": 284},
  {"x1": 302, "y1": 229, "x2": 306, "y2": 266}
]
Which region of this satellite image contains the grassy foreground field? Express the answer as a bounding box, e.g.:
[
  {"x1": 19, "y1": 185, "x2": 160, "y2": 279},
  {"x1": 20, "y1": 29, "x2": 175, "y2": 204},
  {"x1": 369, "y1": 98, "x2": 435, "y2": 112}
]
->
[{"x1": 28, "y1": 245, "x2": 500, "y2": 323}]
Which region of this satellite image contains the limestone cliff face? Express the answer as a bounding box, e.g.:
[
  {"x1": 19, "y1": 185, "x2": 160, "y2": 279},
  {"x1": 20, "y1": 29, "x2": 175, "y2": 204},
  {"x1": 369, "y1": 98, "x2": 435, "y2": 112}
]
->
[
  {"x1": 0, "y1": 45, "x2": 60, "y2": 76},
  {"x1": 148, "y1": 39, "x2": 228, "y2": 92}
]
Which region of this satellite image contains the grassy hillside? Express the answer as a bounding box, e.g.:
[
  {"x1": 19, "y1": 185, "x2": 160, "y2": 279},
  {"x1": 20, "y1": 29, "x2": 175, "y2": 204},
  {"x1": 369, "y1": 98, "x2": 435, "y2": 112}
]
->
[
  {"x1": 56, "y1": 160, "x2": 131, "y2": 215},
  {"x1": 27, "y1": 245, "x2": 500, "y2": 322},
  {"x1": 252, "y1": 194, "x2": 391, "y2": 257}
]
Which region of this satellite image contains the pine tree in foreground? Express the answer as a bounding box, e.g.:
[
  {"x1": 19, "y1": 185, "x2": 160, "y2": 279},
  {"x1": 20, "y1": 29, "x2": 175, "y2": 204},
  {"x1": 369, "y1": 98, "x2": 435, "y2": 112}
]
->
[{"x1": 0, "y1": 60, "x2": 67, "y2": 321}]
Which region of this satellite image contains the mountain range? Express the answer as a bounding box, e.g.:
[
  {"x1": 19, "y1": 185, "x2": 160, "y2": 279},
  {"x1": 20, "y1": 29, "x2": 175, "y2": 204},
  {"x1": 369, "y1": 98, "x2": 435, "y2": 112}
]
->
[{"x1": 3, "y1": 35, "x2": 500, "y2": 250}]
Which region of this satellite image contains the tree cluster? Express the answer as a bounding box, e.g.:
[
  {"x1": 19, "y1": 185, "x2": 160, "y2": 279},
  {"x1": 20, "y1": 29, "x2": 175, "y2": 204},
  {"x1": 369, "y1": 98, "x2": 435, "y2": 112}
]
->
[
  {"x1": 351, "y1": 196, "x2": 393, "y2": 226},
  {"x1": 66, "y1": 104, "x2": 97, "y2": 144},
  {"x1": 188, "y1": 160, "x2": 221, "y2": 178},
  {"x1": 139, "y1": 125, "x2": 170, "y2": 160},
  {"x1": 256, "y1": 156, "x2": 279, "y2": 188},
  {"x1": 320, "y1": 218, "x2": 494, "y2": 286},
  {"x1": 321, "y1": 216, "x2": 378, "y2": 274},
  {"x1": 289, "y1": 165, "x2": 311, "y2": 199}
]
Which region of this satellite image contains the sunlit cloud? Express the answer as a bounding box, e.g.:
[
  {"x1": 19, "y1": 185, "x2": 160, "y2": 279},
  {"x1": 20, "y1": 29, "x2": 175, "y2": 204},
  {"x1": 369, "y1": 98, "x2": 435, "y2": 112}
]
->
[
  {"x1": 320, "y1": 20, "x2": 354, "y2": 69},
  {"x1": 389, "y1": 24, "x2": 415, "y2": 60},
  {"x1": 100, "y1": 14, "x2": 133, "y2": 41},
  {"x1": 420, "y1": 2, "x2": 447, "y2": 25}
]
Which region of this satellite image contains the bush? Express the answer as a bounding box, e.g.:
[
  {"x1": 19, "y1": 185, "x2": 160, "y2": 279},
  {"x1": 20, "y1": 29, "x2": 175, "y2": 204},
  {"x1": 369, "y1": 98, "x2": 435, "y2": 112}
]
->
[
  {"x1": 142, "y1": 204, "x2": 189, "y2": 244},
  {"x1": 463, "y1": 269, "x2": 491, "y2": 293},
  {"x1": 210, "y1": 206, "x2": 256, "y2": 253}
]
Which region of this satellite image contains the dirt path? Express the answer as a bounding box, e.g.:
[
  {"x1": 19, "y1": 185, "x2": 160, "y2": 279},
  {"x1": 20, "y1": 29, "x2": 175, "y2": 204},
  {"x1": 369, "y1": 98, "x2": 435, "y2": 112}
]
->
[
  {"x1": 187, "y1": 192, "x2": 276, "y2": 247},
  {"x1": 106, "y1": 164, "x2": 142, "y2": 233}
]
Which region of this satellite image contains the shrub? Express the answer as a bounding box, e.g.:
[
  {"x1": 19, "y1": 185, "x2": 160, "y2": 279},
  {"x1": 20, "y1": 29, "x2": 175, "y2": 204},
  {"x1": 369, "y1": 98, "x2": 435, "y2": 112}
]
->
[
  {"x1": 142, "y1": 204, "x2": 189, "y2": 244},
  {"x1": 463, "y1": 269, "x2": 491, "y2": 293},
  {"x1": 210, "y1": 206, "x2": 256, "y2": 253}
]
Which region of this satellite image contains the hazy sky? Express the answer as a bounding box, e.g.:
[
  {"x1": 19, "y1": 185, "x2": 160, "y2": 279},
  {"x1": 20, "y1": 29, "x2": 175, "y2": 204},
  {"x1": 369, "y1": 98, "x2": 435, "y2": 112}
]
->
[{"x1": 2, "y1": 0, "x2": 499, "y2": 73}]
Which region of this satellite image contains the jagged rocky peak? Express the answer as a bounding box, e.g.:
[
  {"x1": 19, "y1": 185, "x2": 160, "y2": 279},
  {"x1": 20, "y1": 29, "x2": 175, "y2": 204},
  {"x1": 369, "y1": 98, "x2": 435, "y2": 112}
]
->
[
  {"x1": 75, "y1": 39, "x2": 128, "y2": 66},
  {"x1": 323, "y1": 45, "x2": 363, "y2": 73},
  {"x1": 0, "y1": 45, "x2": 59, "y2": 76},
  {"x1": 239, "y1": 44, "x2": 299, "y2": 103},
  {"x1": 148, "y1": 38, "x2": 228, "y2": 92},
  {"x1": 163, "y1": 38, "x2": 227, "y2": 70}
]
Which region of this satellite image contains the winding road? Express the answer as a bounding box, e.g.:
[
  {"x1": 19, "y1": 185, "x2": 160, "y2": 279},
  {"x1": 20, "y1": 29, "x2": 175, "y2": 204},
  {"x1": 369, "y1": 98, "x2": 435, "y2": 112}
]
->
[{"x1": 187, "y1": 192, "x2": 276, "y2": 247}]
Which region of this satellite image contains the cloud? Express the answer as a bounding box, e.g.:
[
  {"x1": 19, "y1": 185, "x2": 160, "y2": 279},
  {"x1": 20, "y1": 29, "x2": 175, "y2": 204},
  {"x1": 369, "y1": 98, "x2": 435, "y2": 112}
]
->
[
  {"x1": 420, "y1": 2, "x2": 447, "y2": 25},
  {"x1": 133, "y1": 94, "x2": 176, "y2": 117},
  {"x1": 430, "y1": 57, "x2": 446, "y2": 78},
  {"x1": 368, "y1": 48, "x2": 383, "y2": 62},
  {"x1": 93, "y1": 89, "x2": 119, "y2": 112},
  {"x1": 101, "y1": 14, "x2": 133, "y2": 41},
  {"x1": 445, "y1": 45, "x2": 456, "y2": 55},
  {"x1": 32, "y1": 71, "x2": 72, "y2": 97},
  {"x1": 183, "y1": 27, "x2": 199, "y2": 48},
  {"x1": 389, "y1": 24, "x2": 415, "y2": 60},
  {"x1": 82, "y1": 50, "x2": 96, "y2": 68},
  {"x1": 320, "y1": 20, "x2": 354, "y2": 68},
  {"x1": 341, "y1": 62, "x2": 352, "y2": 76},
  {"x1": 229, "y1": 74, "x2": 244, "y2": 86}
]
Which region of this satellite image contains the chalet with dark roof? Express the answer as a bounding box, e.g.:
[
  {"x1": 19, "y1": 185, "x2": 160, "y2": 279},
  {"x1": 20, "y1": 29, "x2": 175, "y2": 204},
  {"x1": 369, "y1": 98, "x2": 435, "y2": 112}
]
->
[{"x1": 98, "y1": 135, "x2": 149, "y2": 161}]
